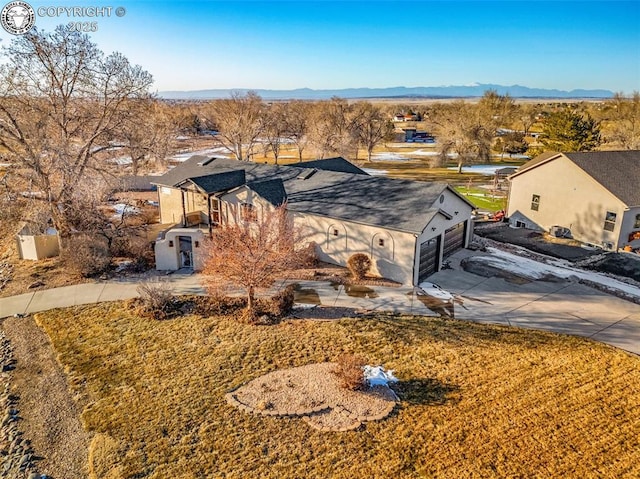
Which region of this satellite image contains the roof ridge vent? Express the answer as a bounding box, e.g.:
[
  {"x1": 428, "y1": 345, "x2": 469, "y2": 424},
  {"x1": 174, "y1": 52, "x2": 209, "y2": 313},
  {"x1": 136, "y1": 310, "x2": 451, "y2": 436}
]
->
[
  {"x1": 197, "y1": 157, "x2": 215, "y2": 166},
  {"x1": 297, "y1": 168, "x2": 317, "y2": 180}
]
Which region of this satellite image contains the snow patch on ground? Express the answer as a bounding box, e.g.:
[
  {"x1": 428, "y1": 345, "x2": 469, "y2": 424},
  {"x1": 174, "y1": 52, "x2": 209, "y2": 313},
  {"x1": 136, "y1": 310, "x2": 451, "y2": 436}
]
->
[
  {"x1": 417, "y1": 282, "x2": 454, "y2": 300},
  {"x1": 481, "y1": 247, "x2": 640, "y2": 300},
  {"x1": 112, "y1": 203, "x2": 140, "y2": 218},
  {"x1": 168, "y1": 147, "x2": 231, "y2": 162},
  {"x1": 371, "y1": 152, "x2": 412, "y2": 161}
]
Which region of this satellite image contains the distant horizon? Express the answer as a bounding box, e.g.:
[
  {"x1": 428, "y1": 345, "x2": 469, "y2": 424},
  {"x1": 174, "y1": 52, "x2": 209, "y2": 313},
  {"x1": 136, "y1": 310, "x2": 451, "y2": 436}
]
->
[
  {"x1": 156, "y1": 83, "x2": 620, "y2": 100},
  {"x1": 3, "y1": 1, "x2": 638, "y2": 93}
]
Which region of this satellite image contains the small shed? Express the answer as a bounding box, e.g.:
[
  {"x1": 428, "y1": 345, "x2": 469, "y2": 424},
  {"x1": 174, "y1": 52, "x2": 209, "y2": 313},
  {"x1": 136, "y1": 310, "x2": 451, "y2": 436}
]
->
[{"x1": 16, "y1": 225, "x2": 60, "y2": 260}]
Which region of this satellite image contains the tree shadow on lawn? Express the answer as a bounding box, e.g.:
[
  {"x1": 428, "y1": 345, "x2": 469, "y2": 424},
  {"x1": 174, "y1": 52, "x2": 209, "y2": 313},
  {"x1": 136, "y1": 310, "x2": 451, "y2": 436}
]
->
[{"x1": 394, "y1": 378, "x2": 460, "y2": 406}]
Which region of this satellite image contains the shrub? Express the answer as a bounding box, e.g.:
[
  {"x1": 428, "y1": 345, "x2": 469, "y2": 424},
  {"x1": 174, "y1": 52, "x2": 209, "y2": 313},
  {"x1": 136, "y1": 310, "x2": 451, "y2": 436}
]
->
[
  {"x1": 300, "y1": 242, "x2": 319, "y2": 268},
  {"x1": 347, "y1": 253, "x2": 371, "y2": 281},
  {"x1": 268, "y1": 283, "x2": 297, "y2": 317},
  {"x1": 194, "y1": 295, "x2": 246, "y2": 317},
  {"x1": 333, "y1": 353, "x2": 366, "y2": 391},
  {"x1": 137, "y1": 281, "x2": 174, "y2": 320},
  {"x1": 111, "y1": 235, "x2": 155, "y2": 271},
  {"x1": 62, "y1": 235, "x2": 111, "y2": 277}
]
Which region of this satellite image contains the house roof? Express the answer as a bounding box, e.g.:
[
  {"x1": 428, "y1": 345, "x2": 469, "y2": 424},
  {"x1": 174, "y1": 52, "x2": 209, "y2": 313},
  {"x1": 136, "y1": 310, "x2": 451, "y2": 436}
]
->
[
  {"x1": 183, "y1": 170, "x2": 246, "y2": 194},
  {"x1": 512, "y1": 150, "x2": 640, "y2": 207},
  {"x1": 287, "y1": 157, "x2": 369, "y2": 175},
  {"x1": 155, "y1": 156, "x2": 474, "y2": 233},
  {"x1": 246, "y1": 179, "x2": 287, "y2": 206}
]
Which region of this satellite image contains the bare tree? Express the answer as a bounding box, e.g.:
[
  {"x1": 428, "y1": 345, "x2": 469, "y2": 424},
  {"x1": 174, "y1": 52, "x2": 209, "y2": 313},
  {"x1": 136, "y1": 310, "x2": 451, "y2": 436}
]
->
[
  {"x1": 202, "y1": 205, "x2": 303, "y2": 320},
  {"x1": 605, "y1": 92, "x2": 640, "y2": 149},
  {"x1": 432, "y1": 101, "x2": 491, "y2": 172},
  {"x1": 261, "y1": 102, "x2": 288, "y2": 164},
  {"x1": 118, "y1": 99, "x2": 176, "y2": 175},
  {"x1": 284, "y1": 100, "x2": 311, "y2": 162},
  {"x1": 204, "y1": 91, "x2": 263, "y2": 161},
  {"x1": 310, "y1": 98, "x2": 357, "y2": 159},
  {"x1": 351, "y1": 102, "x2": 394, "y2": 162},
  {"x1": 0, "y1": 26, "x2": 153, "y2": 239}
]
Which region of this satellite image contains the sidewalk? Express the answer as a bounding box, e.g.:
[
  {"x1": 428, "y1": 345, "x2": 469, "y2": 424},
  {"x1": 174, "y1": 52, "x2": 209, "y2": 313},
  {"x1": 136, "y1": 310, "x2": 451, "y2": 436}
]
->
[{"x1": 1, "y1": 259, "x2": 639, "y2": 355}]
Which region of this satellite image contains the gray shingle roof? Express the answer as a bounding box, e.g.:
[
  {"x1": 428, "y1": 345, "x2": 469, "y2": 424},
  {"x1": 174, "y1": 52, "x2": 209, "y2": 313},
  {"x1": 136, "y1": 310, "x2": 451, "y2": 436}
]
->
[
  {"x1": 287, "y1": 157, "x2": 369, "y2": 175},
  {"x1": 155, "y1": 156, "x2": 472, "y2": 233},
  {"x1": 247, "y1": 179, "x2": 287, "y2": 206},
  {"x1": 564, "y1": 151, "x2": 640, "y2": 206},
  {"x1": 512, "y1": 150, "x2": 640, "y2": 206},
  {"x1": 185, "y1": 170, "x2": 246, "y2": 194}
]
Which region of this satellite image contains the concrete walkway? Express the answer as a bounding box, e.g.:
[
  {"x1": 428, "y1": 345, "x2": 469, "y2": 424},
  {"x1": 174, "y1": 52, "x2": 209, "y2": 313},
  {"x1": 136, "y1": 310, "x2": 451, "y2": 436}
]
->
[{"x1": 1, "y1": 252, "x2": 639, "y2": 355}]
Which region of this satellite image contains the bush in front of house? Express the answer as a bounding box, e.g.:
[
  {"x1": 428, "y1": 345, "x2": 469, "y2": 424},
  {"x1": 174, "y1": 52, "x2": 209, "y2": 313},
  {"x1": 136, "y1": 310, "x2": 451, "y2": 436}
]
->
[
  {"x1": 137, "y1": 281, "x2": 174, "y2": 320},
  {"x1": 333, "y1": 353, "x2": 367, "y2": 391},
  {"x1": 268, "y1": 283, "x2": 297, "y2": 317},
  {"x1": 347, "y1": 253, "x2": 371, "y2": 281},
  {"x1": 62, "y1": 235, "x2": 112, "y2": 277}
]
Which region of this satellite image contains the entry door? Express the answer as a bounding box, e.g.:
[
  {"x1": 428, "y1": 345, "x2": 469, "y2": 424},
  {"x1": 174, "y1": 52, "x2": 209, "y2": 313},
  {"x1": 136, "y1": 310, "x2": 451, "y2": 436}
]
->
[
  {"x1": 178, "y1": 236, "x2": 193, "y2": 268},
  {"x1": 418, "y1": 236, "x2": 440, "y2": 282}
]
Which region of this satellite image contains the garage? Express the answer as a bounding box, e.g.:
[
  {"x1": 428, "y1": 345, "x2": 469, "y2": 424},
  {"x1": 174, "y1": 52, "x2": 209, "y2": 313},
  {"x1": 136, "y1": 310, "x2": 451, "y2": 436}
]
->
[
  {"x1": 443, "y1": 221, "x2": 467, "y2": 259},
  {"x1": 418, "y1": 236, "x2": 440, "y2": 282}
]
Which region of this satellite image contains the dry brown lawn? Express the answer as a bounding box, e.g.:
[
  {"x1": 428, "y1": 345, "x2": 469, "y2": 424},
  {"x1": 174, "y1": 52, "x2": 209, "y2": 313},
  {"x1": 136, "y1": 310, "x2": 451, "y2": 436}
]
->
[{"x1": 33, "y1": 304, "x2": 640, "y2": 478}]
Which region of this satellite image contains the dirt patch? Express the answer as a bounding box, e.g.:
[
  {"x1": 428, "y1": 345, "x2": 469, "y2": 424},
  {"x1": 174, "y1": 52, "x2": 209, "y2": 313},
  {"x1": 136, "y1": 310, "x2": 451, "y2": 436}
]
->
[
  {"x1": 580, "y1": 252, "x2": 640, "y2": 282},
  {"x1": 1, "y1": 315, "x2": 90, "y2": 479},
  {"x1": 227, "y1": 362, "x2": 397, "y2": 432}
]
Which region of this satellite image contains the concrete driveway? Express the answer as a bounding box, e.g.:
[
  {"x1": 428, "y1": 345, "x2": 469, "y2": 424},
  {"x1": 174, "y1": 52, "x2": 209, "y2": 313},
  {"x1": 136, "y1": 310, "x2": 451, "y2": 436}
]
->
[{"x1": 427, "y1": 250, "x2": 640, "y2": 355}]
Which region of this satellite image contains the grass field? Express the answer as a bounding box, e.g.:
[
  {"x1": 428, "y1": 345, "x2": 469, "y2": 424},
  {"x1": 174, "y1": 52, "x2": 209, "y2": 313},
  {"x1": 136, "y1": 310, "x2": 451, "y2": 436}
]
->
[
  {"x1": 34, "y1": 303, "x2": 640, "y2": 478},
  {"x1": 454, "y1": 186, "x2": 507, "y2": 212}
]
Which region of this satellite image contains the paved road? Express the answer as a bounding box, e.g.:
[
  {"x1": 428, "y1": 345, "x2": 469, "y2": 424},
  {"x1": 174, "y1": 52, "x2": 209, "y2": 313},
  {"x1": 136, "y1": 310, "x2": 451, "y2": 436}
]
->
[{"x1": 1, "y1": 251, "x2": 639, "y2": 355}]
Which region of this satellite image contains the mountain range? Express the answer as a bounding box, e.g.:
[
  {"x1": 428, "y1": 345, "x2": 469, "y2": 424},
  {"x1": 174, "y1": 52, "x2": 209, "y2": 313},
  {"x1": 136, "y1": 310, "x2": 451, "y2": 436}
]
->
[{"x1": 158, "y1": 83, "x2": 614, "y2": 100}]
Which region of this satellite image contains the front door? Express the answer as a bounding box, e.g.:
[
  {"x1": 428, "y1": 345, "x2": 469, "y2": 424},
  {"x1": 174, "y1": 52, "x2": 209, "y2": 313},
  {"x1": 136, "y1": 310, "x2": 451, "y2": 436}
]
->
[{"x1": 178, "y1": 236, "x2": 193, "y2": 268}]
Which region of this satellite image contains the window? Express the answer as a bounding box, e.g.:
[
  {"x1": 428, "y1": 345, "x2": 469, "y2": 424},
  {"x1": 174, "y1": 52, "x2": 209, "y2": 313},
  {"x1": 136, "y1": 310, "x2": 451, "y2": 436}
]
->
[
  {"x1": 603, "y1": 211, "x2": 617, "y2": 232},
  {"x1": 635, "y1": 214, "x2": 640, "y2": 229},
  {"x1": 531, "y1": 194, "x2": 540, "y2": 211},
  {"x1": 332, "y1": 229, "x2": 339, "y2": 236},
  {"x1": 240, "y1": 203, "x2": 257, "y2": 222},
  {"x1": 378, "y1": 238, "x2": 385, "y2": 247},
  {"x1": 515, "y1": 221, "x2": 526, "y2": 228},
  {"x1": 210, "y1": 198, "x2": 220, "y2": 224}
]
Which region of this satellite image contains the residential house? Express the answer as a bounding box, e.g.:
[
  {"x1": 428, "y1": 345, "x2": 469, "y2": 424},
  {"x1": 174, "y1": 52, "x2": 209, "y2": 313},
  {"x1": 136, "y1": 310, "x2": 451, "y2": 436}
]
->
[
  {"x1": 152, "y1": 156, "x2": 475, "y2": 284},
  {"x1": 507, "y1": 151, "x2": 640, "y2": 251}
]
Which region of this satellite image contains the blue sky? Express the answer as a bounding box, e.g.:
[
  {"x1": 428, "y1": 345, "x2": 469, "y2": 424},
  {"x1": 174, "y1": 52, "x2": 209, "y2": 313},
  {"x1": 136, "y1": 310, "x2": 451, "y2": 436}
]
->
[{"x1": 2, "y1": 1, "x2": 639, "y2": 92}]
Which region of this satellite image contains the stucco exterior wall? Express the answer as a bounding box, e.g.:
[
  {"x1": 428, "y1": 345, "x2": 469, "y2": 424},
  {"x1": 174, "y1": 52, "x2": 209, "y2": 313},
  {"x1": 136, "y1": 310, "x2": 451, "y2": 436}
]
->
[
  {"x1": 507, "y1": 156, "x2": 629, "y2": 249},
  {"x1": 155, "y1": 228, "x2": 207, "y2": 271},
  {"x1": 292, "y1": 212, "x2": 417, "y2": 285},
  {"x1": 16, "y1": 233, "x2": 60, "y2": 260},
  {"x1": 158, "y1": 186, "x2": 185, "y2": 224},
  {"x1": 219, "y1": 187, "x2": 274, "y2": 226}
]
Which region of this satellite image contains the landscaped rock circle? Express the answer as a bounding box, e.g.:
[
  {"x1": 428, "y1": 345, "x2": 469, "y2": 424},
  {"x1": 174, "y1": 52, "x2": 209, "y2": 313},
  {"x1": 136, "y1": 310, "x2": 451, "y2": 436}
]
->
[{"x1": 225, "y1": 362, "x2": 398, "y2": 432}]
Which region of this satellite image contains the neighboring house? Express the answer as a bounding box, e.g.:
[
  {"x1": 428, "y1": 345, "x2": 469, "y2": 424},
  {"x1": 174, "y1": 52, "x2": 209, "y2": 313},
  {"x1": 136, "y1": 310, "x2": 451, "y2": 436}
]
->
[
  {"x1": 403, "y1": 128, "x2": 435, "y2": 143},
  {"x1": 152, "y1": 156, "x2": 475, "y2": 285},
  {"x1": 507, "y1": 151, "x2": 640, "y2": 251}
]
